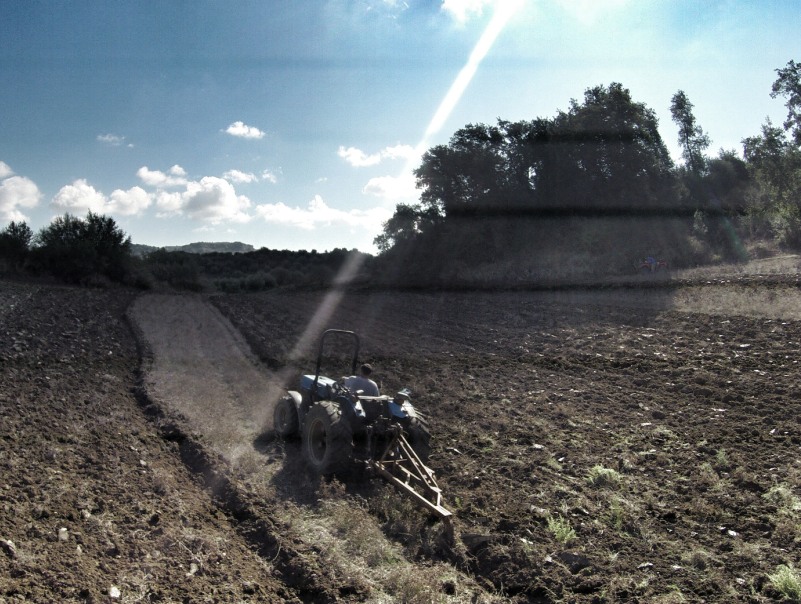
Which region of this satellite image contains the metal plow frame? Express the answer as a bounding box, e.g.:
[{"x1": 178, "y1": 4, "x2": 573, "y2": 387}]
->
[{"x1": 368, "y1": 426, "x2": 453, "y2": 527}]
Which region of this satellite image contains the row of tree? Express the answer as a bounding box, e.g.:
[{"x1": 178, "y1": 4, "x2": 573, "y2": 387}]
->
[
  {"x1": 374, "y1": 61, "x2": 801, "y2": 284},
  {"x1": 0, "y1": 212, "x2": 371, "y2": 291}
]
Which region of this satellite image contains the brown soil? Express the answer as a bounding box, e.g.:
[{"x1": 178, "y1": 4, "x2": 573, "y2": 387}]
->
[{"x1": 2, "y1": 275, "x2": 801, "y2": 602}]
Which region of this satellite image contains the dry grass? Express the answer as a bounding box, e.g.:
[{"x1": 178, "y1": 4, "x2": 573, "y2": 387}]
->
[{"x1": 277, "y1": 481, "x2": 498, "y2": 603}]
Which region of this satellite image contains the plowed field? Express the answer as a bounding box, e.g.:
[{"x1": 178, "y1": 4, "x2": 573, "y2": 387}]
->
[{"x1": 2, "y1": 271, "x2": 801, "y2": 603}]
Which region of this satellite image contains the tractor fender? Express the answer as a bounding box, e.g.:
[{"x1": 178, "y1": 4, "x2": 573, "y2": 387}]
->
[{"x1": 286, "y1": 390, "x2": 303, "y2": 410}]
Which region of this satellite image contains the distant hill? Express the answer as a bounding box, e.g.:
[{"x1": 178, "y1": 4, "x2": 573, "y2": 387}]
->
[{"x1": 132, "y1": 242, "x2": 255, "y2": 257}]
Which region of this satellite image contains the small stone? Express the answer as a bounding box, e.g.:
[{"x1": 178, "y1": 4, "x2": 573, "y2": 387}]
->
[
  {"x1": 58, "y1": 527, "x2": 69, "y2": 542},
  {"x1": 1, "y1": 539, "x2": 17, "y2": 558},
  {"x1": 109, "y1": 585, "x2": 121, "y2": 599}
]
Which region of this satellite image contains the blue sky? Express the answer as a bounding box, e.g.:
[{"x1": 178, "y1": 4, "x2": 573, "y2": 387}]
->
[{"x1": 1, "y1": 0, "x2": 799, "y2": 253}]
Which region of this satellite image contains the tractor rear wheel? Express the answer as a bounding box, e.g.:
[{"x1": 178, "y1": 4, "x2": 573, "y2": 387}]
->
[
  {"x1": 274, "y1": 395, "x2": 299, "y2": 437},
  {"x1": 302, "y1": 401, "x2": 353, "y2": 474},
  {"x1": 406, "y1": 411, "x2": 431, "y2": 462}
]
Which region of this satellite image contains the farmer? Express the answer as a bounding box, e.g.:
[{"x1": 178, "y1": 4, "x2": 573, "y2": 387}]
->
[{"x1": 345, "y1": 363, "x2": 380, "y2": 396}]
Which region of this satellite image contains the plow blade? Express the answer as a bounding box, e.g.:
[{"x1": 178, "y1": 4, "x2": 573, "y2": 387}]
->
[{"x1": 369, "y1": 430, "x2": 453, "y2": 525}]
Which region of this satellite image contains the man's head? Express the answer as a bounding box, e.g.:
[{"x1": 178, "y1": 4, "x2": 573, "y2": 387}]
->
[{"x1": 360, "y1": 363, "x2": 373, "y2": 376}]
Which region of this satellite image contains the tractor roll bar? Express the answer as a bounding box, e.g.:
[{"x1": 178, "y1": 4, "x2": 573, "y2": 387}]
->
[{"x1": 312, "y1": 329, "x2": 360, "y2": 401}]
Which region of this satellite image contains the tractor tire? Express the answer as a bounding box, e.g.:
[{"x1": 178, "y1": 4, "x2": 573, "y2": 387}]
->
[
  {"x1": 406, "y1": 411, "x2": 431, "y2": 463},
  {"x1": 302, "y1": 401, "x2": 353, "y2": 475},
  {"x1": 274, "y1": 395, "x2": 299, "y2": 438}
]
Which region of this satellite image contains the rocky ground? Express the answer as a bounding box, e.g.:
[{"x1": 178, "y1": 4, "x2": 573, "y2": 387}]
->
[{"x1": 2, "y1": 273, "x2": 801, "y2": 602}]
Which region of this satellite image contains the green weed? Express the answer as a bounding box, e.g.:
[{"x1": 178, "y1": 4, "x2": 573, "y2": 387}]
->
[
  {"x1": 764, "y1": 484, "x2": 801, "y2": 515},
  {"x1": 768, "y1": 564, "x2": 801, "y2": 601},
  {"x1": 546, "y1": 513, "x2": 576, "y2": 544},
  {"x1": 587, "y1": 465, "x2": 622, "y2": 488}
]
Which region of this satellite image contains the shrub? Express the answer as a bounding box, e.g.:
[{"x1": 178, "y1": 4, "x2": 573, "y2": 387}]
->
[
  {"x1": 30, "y1": 213, "x2": 133, "y2": 284},
  {"x1": 768, "y1": 564, "x2": 801, "y2": 601},
  {"x1": 0, "y1": 221, "x2": 33, "y2": 269},
  {"x1": 143, "y1": 249, "x2": 203, "y2": 291},
  {"x1": 546, "y1": 513, "x2": 576, "y2": 544},
  {"x1": 587, "y1": 465, "x2": 622, "y2": 488},
  {"x1": 764, "y1": 484, "x2": 801, "y2": 515}
]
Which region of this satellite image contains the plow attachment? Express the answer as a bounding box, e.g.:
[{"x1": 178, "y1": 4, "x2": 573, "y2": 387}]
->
[{"x1": 368, "y1": 426, "x2": 453, "y2": 528}]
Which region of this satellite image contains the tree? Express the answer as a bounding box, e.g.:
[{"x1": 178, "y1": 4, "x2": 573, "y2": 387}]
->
[
  {"x1": 377, "y1": 83, "x2": 691, "y2": 280},
  {"x1": 743, "y1": 119, "x2": 801, "y2": 247},
  {"x1": 373, "y1": 203, "x2": 441, "y2": 253},
  {"x1": 670, "y1": 90, "x2": 710, "y2": 175},
  {"x1": 31, "y1": 212, "x2": 133, "y2": 284},
  {"x1": 551, "y1": 83, "x2": 674, "y2": 212},
  {"x1": 0, "y1": 221, "x2": 33, "y2": 269},
  {"x1": 771, "y1": 60, "x2": 801, "y2": 146}
]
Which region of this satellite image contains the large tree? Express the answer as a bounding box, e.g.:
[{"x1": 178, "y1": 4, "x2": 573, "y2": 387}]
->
[
  {"x1": 771, "y1": 59, "x2": 801, "y2": 146},
  {"x1": 0, "y1": 221, "x2": 33, "y2": 269},
  {"x1": 377, "y1": 83, "x2": 691, "y2": 280},
  {"x1": 670, "y1": 90, "x2": 711, "y2": 175},
  {"x1": 743, "y1": 119, "x2": 801, "y2": 247},
  {"x1": 31, "y1": 212, "x2": 133, "y2": 283}
]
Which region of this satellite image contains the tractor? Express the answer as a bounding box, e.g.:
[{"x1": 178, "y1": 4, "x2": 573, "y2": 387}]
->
[{"x1": 273, "y1": 329, "x2": 451, "y2": 523}]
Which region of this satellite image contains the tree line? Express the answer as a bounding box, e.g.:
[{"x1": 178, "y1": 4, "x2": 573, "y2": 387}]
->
[
  {"x1": 374, "y1": 61, "x2": 801, "y2": 285},
  {"x1": 0, "y1": 211, "x2": 370, "y2": 291}
]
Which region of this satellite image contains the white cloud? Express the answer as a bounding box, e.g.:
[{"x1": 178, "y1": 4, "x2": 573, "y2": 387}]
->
[
  {"x1": 156, "y1": 177, "x2": 251, "y2": 224},
  {"x1": 0, "y1": 175, "x2": 42, "y2": 222},
  {"x1": 109, "y1": 186, "x2": 153, "y2": 216},
  {"x1": 0, "y1": 161, "x2": 14, "y2": 179},
  {"x1": 254, "y1": 195, "x2": 391, "y2": 231},
  {"x1": 441, "y1": 0, "x2": 493, "y2": 23},
  {"x1": 261, "y1": 168, "x2": 280, "y2": 184},
  {"x1": 225, "y1": 121, "x2": 265, "y2": 139},
  {"x1": 137, "y1": 165, "x2": 188, "y2": 187},
  {"x1": 338, "y1": 146, "x2": 382, "y2": 167},
  {"x1": 154, "y1": 190, "x2": 184, "y2": 214},
  {"x1": 97, "y1": 133, "x2": 127, "y2": 146},
  {"x1": 338, "y1": 144, "x2": 417, "y2": 167},
  {"x1": 363, "y1": 172, "x2": 418, "y2": 201},
  {"x1": 51, "y1": 180, "x2": 153, "y2": 217},
  {"x1": 223, "y1": 169, "x2": 258, "y2": 184},
  {"x1": 51, "y1": 179, "x2": 107, "y2": 214}
]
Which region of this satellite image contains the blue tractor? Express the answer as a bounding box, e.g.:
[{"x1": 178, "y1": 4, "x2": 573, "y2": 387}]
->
[{"x1": 273, "y1": 329, "x2": 451, "y2": 522}]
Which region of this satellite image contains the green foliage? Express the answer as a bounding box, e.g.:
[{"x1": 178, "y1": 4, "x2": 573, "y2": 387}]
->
[
  {"x1": 376, "y1": 83, "x2": 697, "y2": 285},
  {"x1": 771, "y1": 59, "x2": 801, "y2": 146},
  {"x1": 30, "y1": 212, "x2": 133, "y2": 284},
  {"x1": 768, "y1": 564, "x2": 801, "y2": 601},
  {"x1": 546, "y1": 513, "x2": 576, "y2": 544},
  {"x1": 670, "y1": 90, "x2": 710, "y2": 175},
  {"x1": 743, "y1": 119, "x2": 801, "y2": 249},
  {"x1": 764, "y1": 484, "x2": 801, "y2": 515},
  {"x1": 586, "y1": 465, "x2": 622, "y2": 488},
  {"x1": 0, "y1": 220, "x2": 33, "y2": 269},
  {"x1": 143, "y1": 249, "x2": 203, "y2": 291},
  {"x1": 142, "y1": 246, "x2": 370, "y2": 292}
]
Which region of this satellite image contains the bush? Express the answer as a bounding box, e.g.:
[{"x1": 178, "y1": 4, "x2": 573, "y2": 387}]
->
[
  {"x1": 30, "y1": 213, "x2": 133, "y2": 284},
  {"x1": 143, "y1": 249, "x2": 203, "y2": 291},
  {"x1": 768, "y1": 564, "x2": 801, "y2": 601},
  {"x1": 0, "y1": 221, "x2": 33, "y2": 269}
]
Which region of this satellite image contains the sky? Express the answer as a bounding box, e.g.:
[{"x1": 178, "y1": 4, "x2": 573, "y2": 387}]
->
[{"x1": 1, "y1": 0, "x2": 799, "y2": 253}]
